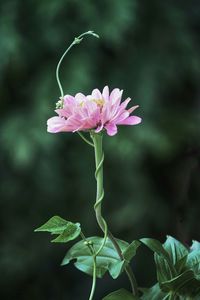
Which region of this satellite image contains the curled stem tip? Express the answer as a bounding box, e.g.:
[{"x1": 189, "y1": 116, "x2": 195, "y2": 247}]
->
[
  {"x1": 87, "y1": 31, "x2": 100, "y2": 38},
  {"x1": 56, "y1": 30, "x2": 100, "y2": 98}
]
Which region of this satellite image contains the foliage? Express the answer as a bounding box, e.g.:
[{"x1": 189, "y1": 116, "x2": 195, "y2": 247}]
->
[
  {"x1": 34, "y1": 216, "x2": 81, "y2": 243},
  {"x1": 0, "y1": 0, "x2": 200, "y2": 299},
  {"x1": 140, "y1": 237, "x2": 200, "y2": 299},
  {"x1": 62, "y1": 237, "x2": 140, "y2": 279},
  {"x1": 102, "y1": 289, "x2": 138, "y2": 300}
]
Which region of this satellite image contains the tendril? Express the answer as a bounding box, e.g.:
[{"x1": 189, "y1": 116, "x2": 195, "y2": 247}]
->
[{"x1": 56, "y1": 30, "x2": 99, "y2": 98}]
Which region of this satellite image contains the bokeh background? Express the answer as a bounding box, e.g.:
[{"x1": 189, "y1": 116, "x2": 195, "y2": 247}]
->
[{"x1": 1, "y1": 0, "x2": 200, "y2": 299}]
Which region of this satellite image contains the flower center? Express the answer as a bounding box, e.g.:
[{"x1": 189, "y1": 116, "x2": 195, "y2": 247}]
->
[
  {"x1": 79, "y1": 98, "x2": 105, "y2": 108},
  {"x1": 92, "y1": 98, "x2": 105, "y2": 107}
]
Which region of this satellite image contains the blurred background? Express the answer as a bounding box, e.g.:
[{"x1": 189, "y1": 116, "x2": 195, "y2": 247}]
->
[{"x1": 0, "y1": 0, "x2": 200, "y2": 299}]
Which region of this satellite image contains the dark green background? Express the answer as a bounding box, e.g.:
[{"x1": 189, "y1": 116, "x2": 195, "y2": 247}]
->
[{"x1": 0, "y1": 0, "x2": 200, "y2": 299}]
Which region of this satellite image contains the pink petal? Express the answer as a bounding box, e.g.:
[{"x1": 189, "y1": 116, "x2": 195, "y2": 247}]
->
[
  {"x1": 119, "y1": 97, "x2": 131, "y2": 110},
  {"x1": 95, "y1": 123, "x2": 104, "y2": 133},
  {"x1": 110, "y1": 88, "x2": 122, "y2": 104},
  {"x1": 105, "y1": 123, "x2": 118, "y2": 136},
  {"x1": 47, "y1": 116, "x2": 68, "y2": 133},
  {"x1": 114, "y1": 111, "x2": 129, "y2": 123},
  {"x1": 128, "y1": 105, "x2": 139, "y2": 114},
  {"x1": 75, "y1": 93, "x2": 86, "y2": 102},
  {"x1": 117, "y1": 116, "x2": 142, "y2": 125},
  {"x1": 102, "y1": 86, "x2": 109, "y2": 101},
  {"x1": 109, "y1": 97, "x2": 131, "y2": 122},
  {"x1": 91, "y1": 88, "x2": 102, "y2": 99},
  {"x1": 63, "y1": 95, "x2": 75, "y2": 105},
  {"x1": 55, "y1": 109, "x2": 69, "y2": 117},
  {"x1": 84, "y1": 100, "x2": 99, "y2": 116}
]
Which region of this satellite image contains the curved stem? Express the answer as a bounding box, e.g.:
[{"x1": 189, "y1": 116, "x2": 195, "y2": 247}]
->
[
  {"x1": 91, "y1": 132, "x2": 138, "y2": 296},
  {"x1": 78, "y1": 132, "x2": 94, "y2": 147},
  {"x1": 80, "y1": 231, "x2": 97, "y2": 300},
  {"x1": 56, "y1": 30, "x2": 99, "y2": 98},
  {"x1": 89, "y1": 255, "x2": 97, "y2": 300},
  {"x1": 107, "y1": 230, "x2": 138, "y2": 294},
  {"x1": 80, "y1": 231, "x2": 94, "y2": 255},
  {"x1": 56, "y1": 42, "x2": 74, "y2": 98}
]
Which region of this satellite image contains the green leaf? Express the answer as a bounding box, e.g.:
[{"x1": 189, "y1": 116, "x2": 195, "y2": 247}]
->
[
  {"x1": 62, "y1": 236, "x2": 129, "y2": 278},
  {"x1": 186, "y1": 250, "x2": 200, "y2": 275},
  {"x1": 161, "y1": 269, "x2": 193, "y2": 292},
  {"x1": 109, "y1": 260, "x2": 127, "y2": 279},
  {"x1": 191, "y1": 240, "x2": 200, "y2": 252},
  {"x1": 102, "y1": 289, "x2": 138, "y2": 300},
  {"x1": 175, "y1": 255, "x2": 188, "y2": 275},
  {"x1": 51, "y1": 223, "x2": 81, "y2": 243},
  {"x1": 35, "y1": 216, "x2": 70, "y2": 233},
  {"x1": 193, "y1": 294, "x2": 200, "y2": 300},
  {"x1": 154, "y1": 253, "x2": 172, "y2": 284},
  {"x1": 34, "y1": 216, "x2": 81, "y2": 243},
  {"x1": 163, "y1": 236, "x2": 188, "y2": 270},
  {"x1": 140, "y1": 238, "x2": 176, "y2": 278},
  {"x1": 123, "y1": 240, "x2": 141, "y2": 262},
  {"x1": 141, "y1": 283, "x2": 166, "y2": 300},
  {"x1": 140, "y1": 238, "x2": 170, "y2": 262},
  {"x1": 161, "y1": 269, "x2": 200, "y2": 297}
]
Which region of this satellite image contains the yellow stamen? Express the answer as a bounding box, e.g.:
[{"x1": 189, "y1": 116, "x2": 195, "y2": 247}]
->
[
  {"x1": 79, "y1": 98, "x2": 105, "y2": 107},
  {"x1": 93, "y1": 99, "x2": 105, "y2": 106}
]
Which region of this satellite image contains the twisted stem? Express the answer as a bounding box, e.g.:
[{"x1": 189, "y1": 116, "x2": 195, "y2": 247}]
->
[{"x1": 91, "y1": 132, "x2": 138, "y2": 296}]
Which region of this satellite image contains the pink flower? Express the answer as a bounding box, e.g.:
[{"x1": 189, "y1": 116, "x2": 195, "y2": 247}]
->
[{"x1": 47, "y1": 86, "x2": 142, "y2": 136}]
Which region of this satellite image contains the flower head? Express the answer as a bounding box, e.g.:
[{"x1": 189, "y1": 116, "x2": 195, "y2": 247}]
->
[{"x1": 47, "y1": 86, "x2": 142, "y2": 136}]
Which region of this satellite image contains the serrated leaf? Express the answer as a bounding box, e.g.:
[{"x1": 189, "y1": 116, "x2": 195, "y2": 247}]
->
[
  {"x1": 62, "y1": 236, "x2": 129, "y2": 279},
  {"x1": 102, "y1": 288, "x2": 138, "y2": 300},
  {"x1": 123, "y1": 240, "x2": 141, "y2": 262},
  {"x1": 35, "y1": 216, "x2": 81, "y2": 243},
  {"x1": 163, "y1": 236, "x2": 188, "y2": 270},
  {"x1": 141, "y1": 283, "x2": 166, "y2": 300}
]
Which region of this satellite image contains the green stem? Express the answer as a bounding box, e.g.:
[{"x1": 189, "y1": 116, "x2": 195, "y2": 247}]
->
[
  {"x1": 91, "y1": 132, "x2": 138, "y2": 296},
  {"x1": 89, "y1": 255, "x2": 97, "y2": 300},
  {"x1": 55, "y1": 31, "x2": 98, "y2": 148},
  {"x1": 167, "y1": 292, "x2": 179, "y2": 300},
  {"x1": 78, "y1": 132, "x2": 94, "y2": 147},
  {"x1": 168, "y1": 293, "x2": 175, "y2": 300},
  {"x1": 80, "y1": 231, "x2": 93, "y2": 255},
  {"x1": 80, "y1": 232, "x2": 97, "y2": 300},
  {"x1": 56, "y1": 30, "x2": 99, "y2": 98}
]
